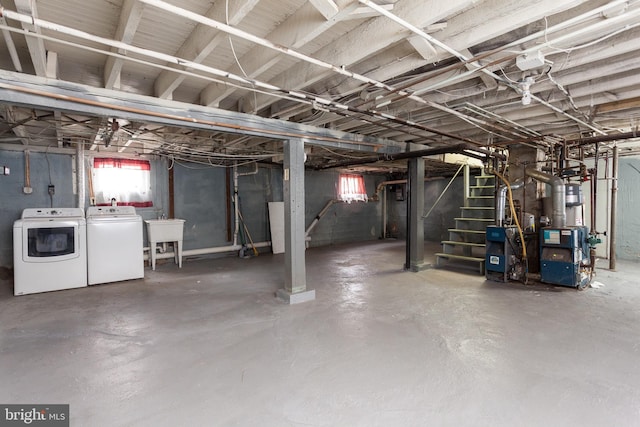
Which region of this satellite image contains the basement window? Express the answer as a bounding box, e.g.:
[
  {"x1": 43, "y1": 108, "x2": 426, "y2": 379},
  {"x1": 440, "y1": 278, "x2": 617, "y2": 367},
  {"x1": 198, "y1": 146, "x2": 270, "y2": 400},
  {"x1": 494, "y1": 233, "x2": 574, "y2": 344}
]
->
[
  {"x1": 92, "y1": 158, "x2": 153, "y2": 207},
  {"x1": 338, "y1": 174, "x2": 367, "y2": 203}
]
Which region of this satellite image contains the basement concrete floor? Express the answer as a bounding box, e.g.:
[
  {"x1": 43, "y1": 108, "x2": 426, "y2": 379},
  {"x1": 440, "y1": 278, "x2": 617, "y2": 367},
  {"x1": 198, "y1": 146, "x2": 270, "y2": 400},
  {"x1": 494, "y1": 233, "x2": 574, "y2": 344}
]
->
[{"x1": 1, "y1": 240, "x2": 640, "y2": 426}]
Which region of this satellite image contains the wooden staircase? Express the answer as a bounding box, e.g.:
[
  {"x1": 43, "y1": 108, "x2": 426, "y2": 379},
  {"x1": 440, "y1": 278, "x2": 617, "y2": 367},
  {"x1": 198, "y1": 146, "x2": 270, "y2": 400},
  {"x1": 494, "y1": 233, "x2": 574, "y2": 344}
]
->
[{"x1": 435, "y1": 173, "x2": 495, "y2": 274}]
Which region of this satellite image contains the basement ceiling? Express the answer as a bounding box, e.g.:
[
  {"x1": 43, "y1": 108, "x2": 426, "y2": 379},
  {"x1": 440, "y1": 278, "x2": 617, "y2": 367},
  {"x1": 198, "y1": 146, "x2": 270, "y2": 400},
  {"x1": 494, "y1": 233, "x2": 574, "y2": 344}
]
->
[{"x1": 1, "y1": 0, "x2": 640, "y2": 170}]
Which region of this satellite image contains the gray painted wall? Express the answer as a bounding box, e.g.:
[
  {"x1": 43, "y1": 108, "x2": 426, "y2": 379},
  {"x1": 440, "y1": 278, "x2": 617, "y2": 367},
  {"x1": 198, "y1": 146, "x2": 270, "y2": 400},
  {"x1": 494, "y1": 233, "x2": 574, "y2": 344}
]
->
[
  {"x1": 0, "y1": 150, "x2": 76, "y2": 267},
  {"x1": 0, "y1": 149, "x2": 169, "y2": 268},
  {"x1": 304, "y1": 170, "x2": 382, "y2": 247},
  {"x1": 618, "y1": 156, "x2": 640, "y2": 261},
  {"x1": 0, "y1": 148, "x2": 386, "y2": 268},
  {"x1": 4, "y1": 147, "x2": 637, "y2": 267},
  {"x1": 389, "y1": 176, "x2": 464, "y2": 242},
  {"x1": 173, "y1": 163, "x2": 283, "y2": 250}
]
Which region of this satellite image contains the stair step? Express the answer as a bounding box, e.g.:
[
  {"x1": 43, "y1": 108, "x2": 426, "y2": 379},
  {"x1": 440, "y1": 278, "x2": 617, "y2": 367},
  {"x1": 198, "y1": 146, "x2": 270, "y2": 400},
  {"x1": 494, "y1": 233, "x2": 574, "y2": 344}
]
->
[
  {"x1": 461, "y1": 207, "x2": 494, "y2": 210},
  {"x1": 455, "y1": 217, "x2": 494, "y2": 222},
  {"x1": 435, "y1": 253, "x2": 485, "y2": 262},
  {"x1": 470, "y1": 185, "x2": 494, "y2": 189},
  {"x1": 434, "y1": 253, "x2": 486, "y2": 275},
  {"x1": 442, "y1": 241, "x2": 486, "y2": 248},
  {"x1": 448, "y1": 228, "x2": 486, "y2": 234}
]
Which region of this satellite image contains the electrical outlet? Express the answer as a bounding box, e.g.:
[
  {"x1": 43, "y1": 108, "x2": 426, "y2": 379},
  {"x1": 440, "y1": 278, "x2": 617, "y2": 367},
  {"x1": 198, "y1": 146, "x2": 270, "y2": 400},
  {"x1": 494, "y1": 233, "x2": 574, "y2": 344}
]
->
[
  {"x1": 2, "y1": 166, "x2": 9, "y2": 175},
  {"x1": 48, "y1": 185, "x2": 55, "y2": 196}
]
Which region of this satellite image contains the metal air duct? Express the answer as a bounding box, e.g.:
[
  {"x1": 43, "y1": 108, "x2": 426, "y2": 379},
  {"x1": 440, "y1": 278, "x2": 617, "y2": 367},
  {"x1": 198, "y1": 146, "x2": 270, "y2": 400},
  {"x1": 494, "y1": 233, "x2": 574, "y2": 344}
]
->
[
  {"x1": 525, "y1": 167, "x2": 566, "y2": 227},
  {"x1": 496, "y1": 179, "x2": 524, "y2": 226}
]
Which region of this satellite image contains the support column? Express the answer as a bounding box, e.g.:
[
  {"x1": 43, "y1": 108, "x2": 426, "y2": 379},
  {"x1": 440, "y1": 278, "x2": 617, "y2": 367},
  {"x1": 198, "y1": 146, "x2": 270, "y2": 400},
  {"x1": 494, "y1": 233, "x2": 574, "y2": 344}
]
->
[
  {"x1": 277, "y1": 138, "x2": 315, "y2": 304},
  {"x1": 405, "y1": 157, "x2": 425, "y2": 271}
]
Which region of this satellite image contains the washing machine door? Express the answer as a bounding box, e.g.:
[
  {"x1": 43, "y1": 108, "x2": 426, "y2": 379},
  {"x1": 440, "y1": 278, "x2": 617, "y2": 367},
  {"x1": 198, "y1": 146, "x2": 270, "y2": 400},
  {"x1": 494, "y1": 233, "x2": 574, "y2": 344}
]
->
[{"x1": 21, "y1": 220, "x2": 81, "y2": 263}]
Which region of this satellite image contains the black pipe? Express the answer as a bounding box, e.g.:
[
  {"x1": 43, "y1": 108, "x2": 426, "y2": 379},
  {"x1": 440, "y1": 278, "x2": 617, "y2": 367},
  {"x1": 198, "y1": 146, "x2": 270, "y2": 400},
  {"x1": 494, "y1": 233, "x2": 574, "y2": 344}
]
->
[
  {"x1": 405, "y1": 159, "x2": 412, "y2": 271},
  {"x1": 314, "y1": 143, "x2": 505, "y2": 170},
  {"x1": 592, "y1": 142, "x2": 599, "y2": 233},
  {"x1": 570, "y1": 130, "x2": 640, "y2": 146}
]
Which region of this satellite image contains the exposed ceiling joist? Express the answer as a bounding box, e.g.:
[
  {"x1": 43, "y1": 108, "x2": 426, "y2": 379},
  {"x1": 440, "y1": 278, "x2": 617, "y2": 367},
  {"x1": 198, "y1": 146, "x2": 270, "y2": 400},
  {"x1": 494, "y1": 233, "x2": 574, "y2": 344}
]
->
[
  {"x1": 0, "y1": 15, "x2": 22, "y2": 72},
  {"x1": 200, "y1": 0, "x2": 362, "y2": 107},
  {"x1": 0, "y1": 71, "x2": 423, "y2": 154},
  {"x1": 154, "y1": 0, "x2": 260, "y2": 100},
  {"x1": 243, "y1": 0, "x2": 475, "y2": 112},
  {"x1": 14, "y1": 0, "x2": 46, "y2": 76},
  {"x1": 1, "y1": 0, "x2": 640, "y2": 165},
  {"x1": 308, "y1": 0, "x2": 340, "y2": 20},
  {"x1": 104, "y1": 0, "x2": 145, "y2": 90}
]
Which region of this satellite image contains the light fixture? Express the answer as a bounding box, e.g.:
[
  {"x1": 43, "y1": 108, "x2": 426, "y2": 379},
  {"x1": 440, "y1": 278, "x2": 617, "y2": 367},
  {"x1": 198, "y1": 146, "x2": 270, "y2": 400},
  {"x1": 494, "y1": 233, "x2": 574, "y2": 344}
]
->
[{"x1": 519, "y1": 76, "x2": 535, "y2": 106}]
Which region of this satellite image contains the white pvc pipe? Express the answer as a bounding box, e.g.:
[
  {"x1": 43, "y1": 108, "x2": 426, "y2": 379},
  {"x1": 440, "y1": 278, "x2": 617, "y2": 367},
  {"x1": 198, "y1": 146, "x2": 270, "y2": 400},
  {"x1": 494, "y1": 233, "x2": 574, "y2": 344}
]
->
[
  {"x1": 0, "y1": 9, "x2": 283, "y2": 92},
  {"x1": 237, "y1": 162, "x2": 259, "y2": 176},
  {"x1": 305, "y1": 199, "x2": 338, "y2": 237},
  {"x1": 0, "y1": 15, "x2": 479, "y2": 145},
  {"x1": 143, "y1": 241, "x2": 272, "y2": 261},
  {"x1": 358, "y1": 0, "x2": 611, "y2": 135},
  {"x1": 404, "y1": 0, "x2": 636, "y2": 96}
]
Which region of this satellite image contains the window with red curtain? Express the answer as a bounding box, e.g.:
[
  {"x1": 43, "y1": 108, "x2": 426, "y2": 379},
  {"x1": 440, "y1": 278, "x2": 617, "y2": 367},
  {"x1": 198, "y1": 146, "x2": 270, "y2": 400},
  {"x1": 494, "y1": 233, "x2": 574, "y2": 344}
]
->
[
  {"x1": 92, "y1": 158, "x2": 153, "y2": 207},
  {"x1": 338, "y1": 174, "x2": 367, "y2": 203}
]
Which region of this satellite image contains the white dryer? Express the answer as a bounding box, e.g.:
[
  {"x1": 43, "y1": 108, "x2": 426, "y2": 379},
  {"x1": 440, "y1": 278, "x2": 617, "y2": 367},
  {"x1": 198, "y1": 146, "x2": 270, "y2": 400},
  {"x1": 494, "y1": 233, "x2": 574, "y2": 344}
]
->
[
  {"x1": 86, "y1": 206, "x2": 144, "y2": 285},
  {"x1": 13, "y1": 208, "x2": 88, "y2": 295}
]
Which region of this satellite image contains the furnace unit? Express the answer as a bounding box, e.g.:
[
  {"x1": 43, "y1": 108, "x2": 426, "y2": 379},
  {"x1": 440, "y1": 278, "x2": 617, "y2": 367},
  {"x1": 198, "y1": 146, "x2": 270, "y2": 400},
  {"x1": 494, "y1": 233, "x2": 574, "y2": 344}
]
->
[{"x1": 539, "y1": 226, "x2": 591, "y2": 289}]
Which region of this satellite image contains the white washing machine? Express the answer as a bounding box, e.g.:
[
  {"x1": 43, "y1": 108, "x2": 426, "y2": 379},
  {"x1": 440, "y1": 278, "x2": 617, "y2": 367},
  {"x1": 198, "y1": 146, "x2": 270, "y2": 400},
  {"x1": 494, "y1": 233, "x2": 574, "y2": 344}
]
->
[
  {"x1": 86, "y1": 206, "x2": 144, "y2": 285},
  {"x1": 13, "y1": 208, "x2": 88, "y2": 296}
]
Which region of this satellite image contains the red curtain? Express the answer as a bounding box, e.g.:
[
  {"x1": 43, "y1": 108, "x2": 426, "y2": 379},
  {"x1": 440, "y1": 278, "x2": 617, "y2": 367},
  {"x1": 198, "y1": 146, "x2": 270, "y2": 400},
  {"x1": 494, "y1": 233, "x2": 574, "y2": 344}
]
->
[
  {"x1": 94, "y1": 158, "x2": 151, "y2": 170},
  {"x1": 338, "y1": 174, "x2": 367, "y2": 202},
  {"x1": 93, "y1": 158, "x2": 153, "y2": 207}
]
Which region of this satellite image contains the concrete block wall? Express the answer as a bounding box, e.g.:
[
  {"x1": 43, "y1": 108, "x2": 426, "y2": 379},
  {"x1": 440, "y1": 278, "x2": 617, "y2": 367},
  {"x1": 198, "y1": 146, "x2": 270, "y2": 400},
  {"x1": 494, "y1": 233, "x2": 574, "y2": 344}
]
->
[
  {"x1": 172, "y1": 163, "x2": 283, "y2": 250},
  {"x1": 0, "y1": 150, "x2": 76, "y2": 267},
  {"x1": 0, "y1": 148, "x2": 386, "y2": 268},
  {"x1": 3, "y1": 147, "x2": 637, "y2": 267},
  {"x1": 304, "y1": 170, "x2": 382, "y2": 247},
  {"x1": 389, "y1": 176, "x2": 464, "y2": 242},
  {"x1": 0, "y1": 149, "x2": 168, "y2": 268}
]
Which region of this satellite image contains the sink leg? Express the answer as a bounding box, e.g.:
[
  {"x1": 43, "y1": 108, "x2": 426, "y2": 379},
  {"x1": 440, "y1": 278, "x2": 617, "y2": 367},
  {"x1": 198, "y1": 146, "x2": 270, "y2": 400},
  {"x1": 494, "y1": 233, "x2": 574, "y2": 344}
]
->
[
  {"x1": 150, "y1": 241, "x2": 156, "y2": 270},
  {"x1": 176, "y1": 240, "x2": 183, "y2": 268}
]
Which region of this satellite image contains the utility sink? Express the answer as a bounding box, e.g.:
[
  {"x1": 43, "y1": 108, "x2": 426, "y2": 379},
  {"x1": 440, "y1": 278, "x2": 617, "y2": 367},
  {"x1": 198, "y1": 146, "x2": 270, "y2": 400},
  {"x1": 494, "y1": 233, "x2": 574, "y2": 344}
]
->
[
  {"x1": 145, "y1": 219, "x2": 185, "y2": 242},
  {"x1": 145, "y1": 219, "x2": 186, "y2": 270}
]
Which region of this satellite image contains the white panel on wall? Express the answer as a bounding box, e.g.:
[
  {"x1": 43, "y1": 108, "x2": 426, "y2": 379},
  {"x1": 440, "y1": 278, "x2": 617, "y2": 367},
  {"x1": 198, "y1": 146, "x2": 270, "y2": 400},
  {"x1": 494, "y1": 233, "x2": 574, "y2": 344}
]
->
[{"x1": 268, "y1": 201, "x2": 285, "y2": 254}]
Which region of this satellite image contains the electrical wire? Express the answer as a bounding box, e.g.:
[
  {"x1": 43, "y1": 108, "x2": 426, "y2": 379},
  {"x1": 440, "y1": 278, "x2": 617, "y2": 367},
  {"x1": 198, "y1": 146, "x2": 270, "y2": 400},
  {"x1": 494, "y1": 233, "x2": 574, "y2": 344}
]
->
[
  {"x1": 545, "y1": 69, "x2": 591, "y2": 122},
  {"x1": 45, "y1": 146, "x2": 53, "y2": 208},
  {"x1": 226, "y1": 0, "x2": 258, "y2": 112},
  {"x1": 0, "y1": 23, "x2": 316, "y2": 109},
  {"x1": 544, "y1": 16, "x2": 640, "y2": 54},
  {"x1": 318, "y1": 146, "x2": 373, "y2": 159}
]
